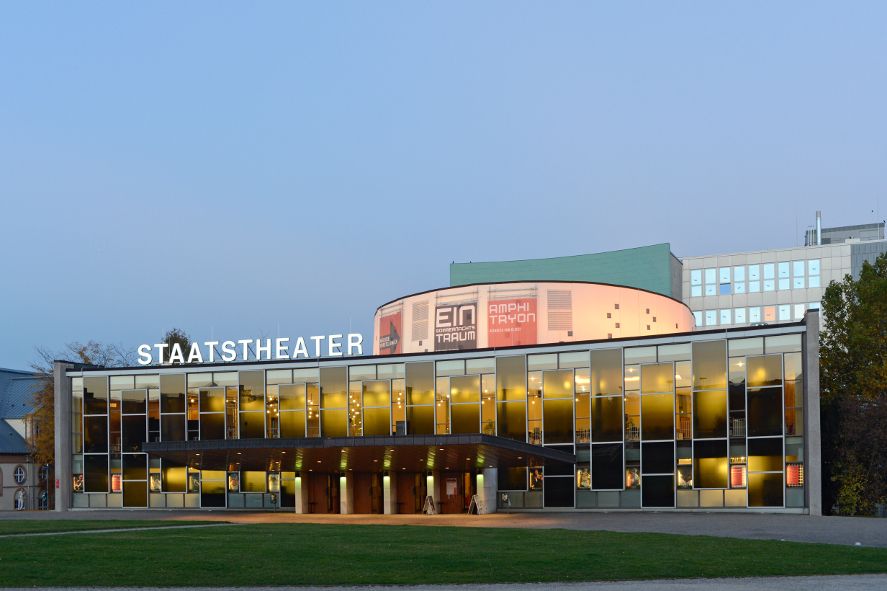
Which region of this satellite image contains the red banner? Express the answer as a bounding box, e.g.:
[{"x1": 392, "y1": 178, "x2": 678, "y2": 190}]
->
[
  {"x1": 378, "y1": 312, "x2": 402, "y2": 355},
  {"x1": 488, "y1": 298, "x2": 537, "y2": 347}
]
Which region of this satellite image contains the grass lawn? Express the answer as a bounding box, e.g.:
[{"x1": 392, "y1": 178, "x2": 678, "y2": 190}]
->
[
  {"x1": 0, "y1": 523, "x2": 884, "y2": 586},
  {"x1": 0, "y1": 519, "x2": 216, "y2": 536}
]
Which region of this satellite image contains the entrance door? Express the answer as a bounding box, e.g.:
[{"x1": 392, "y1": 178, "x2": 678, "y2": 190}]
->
[
  {"x1": 353, "y1": 472, "x2": 384, "y2": 514},
  {"x1": 307, "y1": 473, "x2": 340, "y2": 514},
  {"x1": 396, "y1": 472, "x2": 427, "y2": 513},
  {"x1": 439, "y1": 471, "x2": 476, "y2": 513}
]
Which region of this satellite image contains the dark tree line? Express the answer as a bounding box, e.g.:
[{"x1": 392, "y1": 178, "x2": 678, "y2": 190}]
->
[{"x1": 820, "y1": 253, "x2": 887, "y2": 515}]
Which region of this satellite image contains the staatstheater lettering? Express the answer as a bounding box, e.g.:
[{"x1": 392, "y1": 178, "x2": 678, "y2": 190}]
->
[{"x1": 136, "y1": 333, "x2": 364, "y2": 366}]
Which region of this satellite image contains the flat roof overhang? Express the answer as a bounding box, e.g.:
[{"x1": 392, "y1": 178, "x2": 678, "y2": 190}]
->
[{"x1": 141, "y1": 434, "x2": 576, "y2": 473}]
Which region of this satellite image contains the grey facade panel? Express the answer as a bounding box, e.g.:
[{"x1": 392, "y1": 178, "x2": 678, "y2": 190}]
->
[{"x1": 850, "y1": 241, "x2": 887, "y2": 278}]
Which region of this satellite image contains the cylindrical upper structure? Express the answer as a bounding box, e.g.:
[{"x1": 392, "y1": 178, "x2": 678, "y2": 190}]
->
[{"x1": 373, "y1": 281, "x2": 696, "y2": 355}]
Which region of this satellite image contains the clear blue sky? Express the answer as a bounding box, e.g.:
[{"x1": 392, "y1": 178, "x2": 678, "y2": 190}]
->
[{"x1": 1, "y1": 2, "x2": 885, "y2": 369}]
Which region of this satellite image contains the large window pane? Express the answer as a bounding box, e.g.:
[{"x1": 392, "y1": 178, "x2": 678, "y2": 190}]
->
[
  {"x1": 122, "y1": 389, "x2": 146, "y2": 414},
  {"x1": 450, "y1": 375, "x2": 480, "y2": 404},
  {"x1": 161, "y1": 414, "x2": 185, "y2": 441},
  {"x1": 543, "y1": 370, "x2": 573, "y2": 398},
  {"x1": 544, "y1": 477, "x2": 574, "y2": 508},
  {"x1": 641, "y1": 394, "x2": 674, "y2": 440},
  {"x1": 693, "y1": 341, "x2": 727, "y2": 390},
  {"x1": 279, "y1": 384, "x2": 306, "y2": 411},
  {"x1": 202, "y1": 413, "x2": 225, "y2": 440},
  {"x1": 693, "y1": 390, "x2": 727, "y2": 438},
  {"x1": 498, "y1": 467, "x2": 527, "y2": 490},
  {"x1": 200, "y1": 388, "x2": 225, "y2": 412},
  {"x1": 749, "y1": 472, "x2": 783, "y2": 507},
  {"x1": 542, "y1": 398, "x2": 573, "y2": 444},
  {"x1": 160, "y1": 375, "x2": 186, "y2": 413},
  {"x1": 123, "y1": 481, "x2": 147, "y2": 507},
  {"x1": 451, "y1": 403, "x2": 480, "y2": 434},
  {"x1": 121, "y1": 415, "x2": 146, "y2": 452},
  {"x1": 591, "y1": 396, "x2": 622, "y2": 442},
  {"x1": 363, "y1": 407, "x2": 390, "y2": 436},
  {"x1": 122, "y1": 454, "x2": 147, "y2": 480},
  {"x1": 591, "y1": 443, "x2": 623, "y2": 489},
  {"x1": 84, "y1": 377, "x2": 108, "y2": 414},
  {"x1": 747, "y1": 355, "x2": 783, "y2": 387},
  {"x1": 161, "y1": 463, "x2": 187, "y2": 493},
  {"x1": 642, "y1": 475, "x2": 674, "y2": 508},
  {"x1": 748, "y1": 437, "x2": 784, "y2": 472},
  {"x1": 748, "y1": 388, "x2": 782, "y2": 436},
  {"x1": 363, "y1": 380, "x2": 390, "y2": 407},
  {"x1": 84, "y1": 454, "x2": 109, "y2": 492},
  {"x1": 694, "y1": 440, "x2": 727, "y2": 489},
  {"x1": 320, "y1": 367, "x2": 347, "y2": 408},
  {"x1": 497, "y1": 402, "x2": 526, "y2": 441},
  {"x1": 279, "y1": 411, "x2": 306, "y2": 438},
  {"x1": 239, "y1": 371, "x2": 265, "y2": 411},
  {"x1": 641, "y1": 364, "x2": 673, "y2": 394},
  {"x1": 496, "y1": 356, "x2": 526, "y2": 401},
  {"x1": 642, "y1": 441, "x2": 674, "y2": 474},
  {"x1": 406, "y1": 362, "x2": 435, "y2": 405},
  {"x1": 84, "y1": 416, "x2": 108, "y2": 453},
  {"x1": 408, "y1": 405, "x2": 434, "y2": 435}
]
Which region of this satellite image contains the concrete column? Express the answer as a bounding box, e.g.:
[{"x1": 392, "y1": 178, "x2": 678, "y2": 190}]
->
[
  {"x1": 53, "y1": 361, "x2": 73, "y2": 512},
  {"x1": 427, "y1": 471, "x2": 440, "y2": 513},
  {"x1": 477, "y1": 468, "x2": 498, "y2": 514},
  {"x1": 383, "y1": 472, "x2": 397, "y2": 514},
  {"x1": 339, "y1": 473, "x2": 354, "y2": 514},
  {"x1": 804, "y1": 310, "x2": 822, "y2": 516},
  {"x1": 295, "y1": 473, "x2": 309, "y2": 514}
]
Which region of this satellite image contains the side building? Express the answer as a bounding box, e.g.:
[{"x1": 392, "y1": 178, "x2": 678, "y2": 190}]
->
[
  {"x1": 0, "y1": 368, "x2": 46, "y2": 511},
  {"x1": 682, "y1": 218, "x2": 887, "y2": 329}
]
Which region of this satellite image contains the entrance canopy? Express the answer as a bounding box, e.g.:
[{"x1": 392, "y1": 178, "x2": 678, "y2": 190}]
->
[{"x1": 142, "y1": 434, "x2": 576, "y2": 473}]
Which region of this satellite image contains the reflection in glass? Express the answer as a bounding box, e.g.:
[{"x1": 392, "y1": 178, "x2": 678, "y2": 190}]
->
[
  {"x1": 747, "y1": 355, "x2": 782, "y2": 387},
  {"x1": 748, "y1": 472, "x2": 783, "y2": 507},
  {"x1": 84, "y1": 416, "x2": 108, "y2": 453},
  {"x1": 641, "y1": 394, "x2": 674, "y2": 440},
  {"x1": 748, "y1": 437, "x2": 783, "y2": 472},
  {"x1": 543, "y1": 398, "x2": 573, "y2": 444},
  {"x1": 748, "y1": 388, "x2": 783, "y2": 437},
  {"x1": 84, "y1": 454, "x2": 109, "y2": 492},
  {"x1": 694, "y1": 439, "x2": 728, "y2": 488},
  {"x1": 693, "y1": 390, "x2": 727, "y2": 438},
  {"x1": 591, "y1": 396, "x2": 622, "y2": 442},
  {"x1": 591, "y1": 349, "x2": 622, "y2": 396},
  {"x1": 591, "y1": 443, "x2": 623, "y2": 489},
  {"x1": 642, "y1": 475, "x2": 674, "y2": 507},
  {"x1": 693, "y1": 341, "x2": 727, "y2": 390}
]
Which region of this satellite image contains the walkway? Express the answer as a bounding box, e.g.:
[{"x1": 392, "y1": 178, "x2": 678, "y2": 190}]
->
[{"x1": 3, "y1": 510, "x2": 886, "y2": 547}]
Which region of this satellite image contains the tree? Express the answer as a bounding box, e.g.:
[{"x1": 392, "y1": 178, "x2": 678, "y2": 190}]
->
[
  {"x1": 162, "y1": 328, "x2": 191, "y2": 365},
  {"x1": 819, "y1": 252, "x2": 887, "y2": 515}
]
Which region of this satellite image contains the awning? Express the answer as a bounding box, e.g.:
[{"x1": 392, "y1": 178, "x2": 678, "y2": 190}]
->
[{"x1": 142, "y1": 434, "x2": 576, "y2": 473}]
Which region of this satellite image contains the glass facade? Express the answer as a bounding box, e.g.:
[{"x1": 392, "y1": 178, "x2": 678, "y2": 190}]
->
[{"x1": 67, "y1": 330, "x2": 809, "y2": 512}]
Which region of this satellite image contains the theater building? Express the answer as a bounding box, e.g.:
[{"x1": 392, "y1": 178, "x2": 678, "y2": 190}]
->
[{"x1": 52, "y1": 281, "x2": 822, "y2": 514}]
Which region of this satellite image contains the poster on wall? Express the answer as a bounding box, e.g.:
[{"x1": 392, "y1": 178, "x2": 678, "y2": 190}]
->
[
  {"x1": 378, "y1": 311, "x2": 402, "y2": 355},
  {"x1": 435, "y1": 302, "x2": 477, "y2": 351},
  {"x1": 487, "y1": 297, "x2": 537, "y2": 347}
]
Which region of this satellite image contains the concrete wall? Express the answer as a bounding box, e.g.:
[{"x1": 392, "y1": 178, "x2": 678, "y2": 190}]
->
[
  {"x1": 804, "y1": 310, "x2": 822, "y2": 516},
  {"x1": 53, "y1": 362, "x2": 73, "y2": 512}
]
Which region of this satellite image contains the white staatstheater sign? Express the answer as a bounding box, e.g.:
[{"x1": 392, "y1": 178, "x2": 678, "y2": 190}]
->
[{"x1": 137, "y1": 334, "x2": 364, "y2": 366}]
